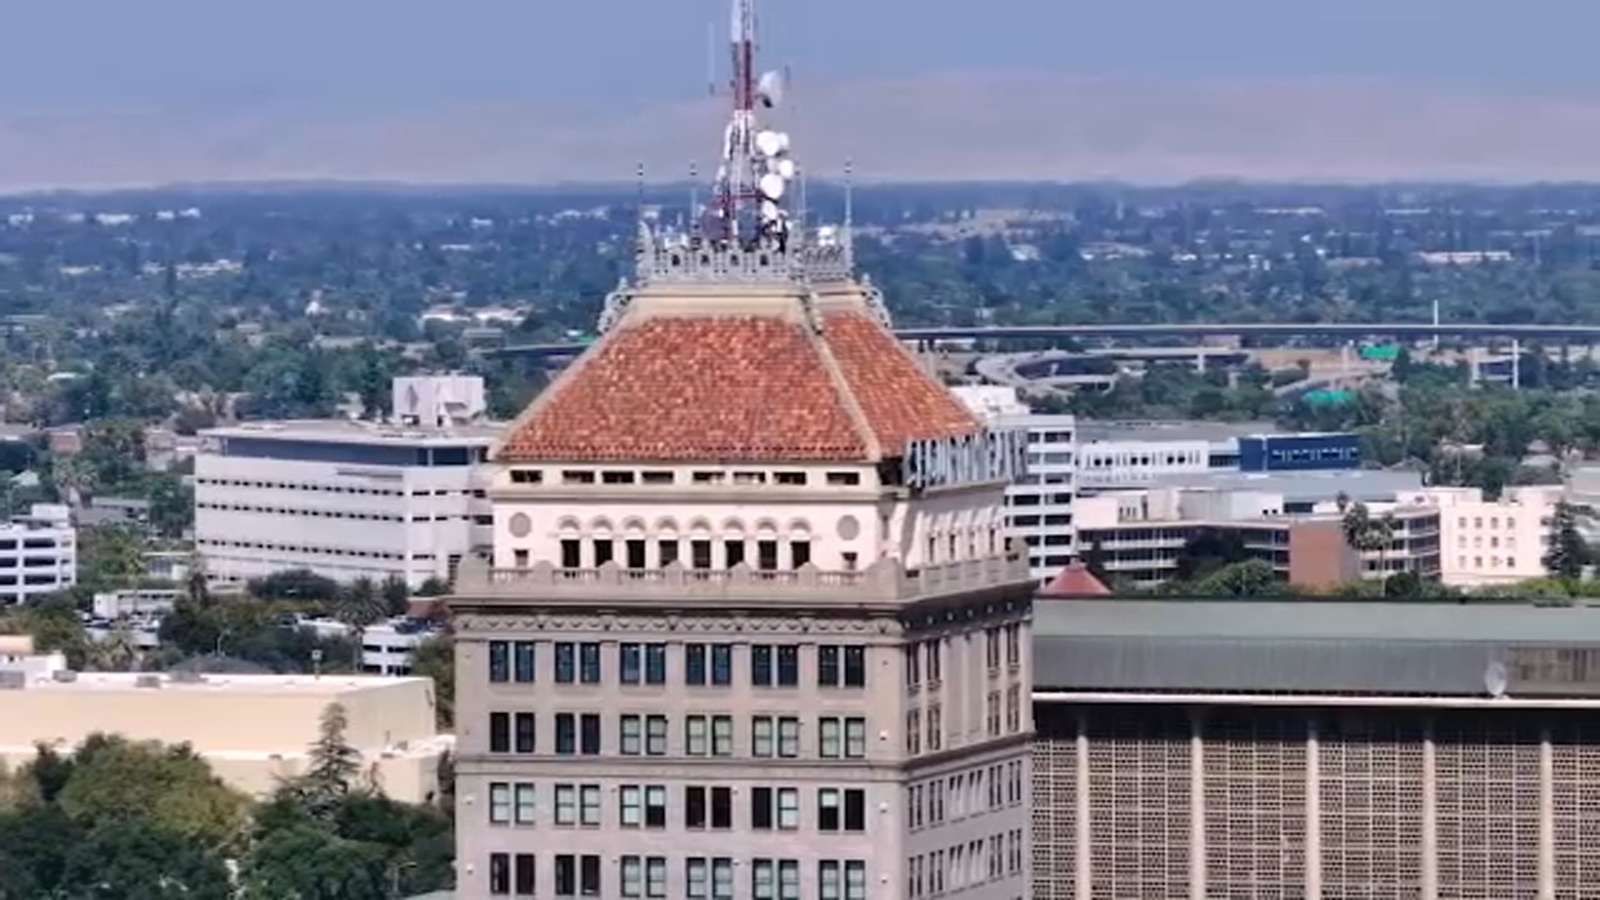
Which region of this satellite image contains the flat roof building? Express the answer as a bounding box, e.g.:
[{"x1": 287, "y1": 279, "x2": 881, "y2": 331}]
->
[
  {"x1": 1029, "y1": 597, "x2": 1600, "y2": 899},
  {"x1": 0, "y1": 663, "x2": 449, "y2": 803},
  {"x1": 0, "y1": 503, "x2": 75, "y2": 605},
  {"x1": 194, "y1": 378, "x2": 500, "y2": 586}
]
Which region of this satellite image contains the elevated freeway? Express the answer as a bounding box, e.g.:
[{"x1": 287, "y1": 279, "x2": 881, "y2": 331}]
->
[{"x1": 492, "y1": 322, "x2": 1600, "y2": 360}]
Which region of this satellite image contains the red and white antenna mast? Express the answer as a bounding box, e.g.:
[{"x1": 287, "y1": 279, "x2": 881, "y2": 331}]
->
[{"x1": 707, "y1": 0, "x2": 793, "y2": 249}]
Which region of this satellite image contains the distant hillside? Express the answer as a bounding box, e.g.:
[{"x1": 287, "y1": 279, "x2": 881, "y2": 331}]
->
[{"x1": 2, "y1": 71, "x2": 1599, "y2": 191}]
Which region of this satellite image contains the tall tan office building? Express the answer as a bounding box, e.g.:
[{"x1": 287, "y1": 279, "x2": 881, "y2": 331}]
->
[{"x1": 448, "y1": 5, "x2": 1035, "y2": 897}]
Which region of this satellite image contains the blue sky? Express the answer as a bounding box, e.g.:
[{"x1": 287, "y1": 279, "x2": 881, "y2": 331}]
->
[{"x1": 4, "y1": 0, "x2": 1595, "y2": 112}]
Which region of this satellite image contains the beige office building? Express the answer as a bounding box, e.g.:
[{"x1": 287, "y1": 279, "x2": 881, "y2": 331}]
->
[
  {"x1": 448, "y1": 25, "x2": 1036, "y2": 896},
  {"x1": 0, "y1": 649, "x2": 449, "y2": 803}
]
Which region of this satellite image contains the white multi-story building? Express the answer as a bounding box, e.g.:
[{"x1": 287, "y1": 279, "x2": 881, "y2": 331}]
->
[
  {"x1": 1397, "y1": 486, "x2": 1561, "y2": 587},
  {"x1": 0, "y1": 504, "x2": 75, "y2": 605},
  {"x1": 193, "y1": 377, "x2": 499, "y2": 587},
  {"x1": 952, "y1": 387, "x2": 1076, "y2": 583}
]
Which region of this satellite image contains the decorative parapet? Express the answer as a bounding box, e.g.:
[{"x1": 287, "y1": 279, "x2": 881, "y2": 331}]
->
[
  {"x1": 634, "y1": 232, "x2": 854, "y2": 287},
  {"x1": 453, "y1": 552, "x2": 1031, "y2": 607}
]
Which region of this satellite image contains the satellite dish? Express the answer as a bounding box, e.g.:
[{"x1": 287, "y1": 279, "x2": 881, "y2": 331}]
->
[
  {"x1": 776, "y1": 158, "x2": 797, "y2": 180},
  {"x1": 760, "y1": 200, "x2": 781, "y2": 221},
  {"x1": 757, "y1": 70, "x2": 785, "y2": 108},
  {"x1": 755, "y1": 130, "x2": 784, "y2": 158},
  {"x1": 758, "y1": 173, "x2": 786, "y2": 200},
  {"x1": 1484, "y1": 660, "x2": 1509, "y2": 699}
]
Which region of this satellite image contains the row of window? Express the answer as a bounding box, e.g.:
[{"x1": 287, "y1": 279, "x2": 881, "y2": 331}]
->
[
  {"x1": 487, "y1": 713, "x2": 869, "y2": 760},
  {"x1": 487, "y1": 855, "x2": 868, "y2": 900},
  {"x1": 908, "y1": 761, "x2": 1027, "y2": 830},
  {"x1": 488, "y1": 641, "x2": 867, "y2": 688},
  {"x1": 516, "y1": 467, "x2": 862, "y2": 488},
  {"x1": 902, "y1": 686, "x2": 1025, "y2": 756},
  {"x1": 903, "y1": 628, "x2": 1025, "y2": 692},
  {"x1": 907, "y1": 831, "x2": 1027, "y2": 898},
  {"x1": 488, "y1": 782, "x2": 867, "y2": 832},
  {"x1": 532, "y1": 537, "x2": 818, "y2": 572}
]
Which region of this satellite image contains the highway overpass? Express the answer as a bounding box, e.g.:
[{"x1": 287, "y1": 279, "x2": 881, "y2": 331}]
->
[{"x1": 492, "y1": 322, "x2": 1600, "y2": 359}]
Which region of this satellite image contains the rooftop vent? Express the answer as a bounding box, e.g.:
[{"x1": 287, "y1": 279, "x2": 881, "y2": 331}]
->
[
  {"x1": 0, "y1": 671, "x2": 24, "y2": 690},
  {"x1": 134, "y1": 674, "x2": 163, "y2": 689},
  {"x1": 169, "y1": 671, "x2": 206, "y2": 683},
  {"x1": 51, "y1": 669, "x2": 78, "y2": 682}
]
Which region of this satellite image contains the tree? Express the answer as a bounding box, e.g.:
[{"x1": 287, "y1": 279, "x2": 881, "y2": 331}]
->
[
  {"x1": 410, "y1": 636, "x2": 455, "y2": 730},
  {"x1": 292, "y1": 703, "x2": 365, "y2": 817},
  {"x1": 1340, "y1": 501, "x2": 1396, "y2": 580},
  {"x1": 1544, "y1": 501, "x2": 1588, "y2": 581},
  {"x1": 59, "y1": 818, "x2": 234, "y2": 900},
  {"x1": 335, "y1": 578, "x2": 387, "y2": 669}
]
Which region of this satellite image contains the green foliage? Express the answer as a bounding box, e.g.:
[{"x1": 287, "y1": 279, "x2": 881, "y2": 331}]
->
[
  {"x1": 23, "y1": 596, "x2": 90, "y2": 668},
  {"x1": 75, "y1": 524, "x2": 148, "y2": 593},
  {"x1": 409, "y1": 635, "x2": 455, "y2": 730},
  {"x1": 1544, "y1": 501, "x2": 1588, "y2": 581}
]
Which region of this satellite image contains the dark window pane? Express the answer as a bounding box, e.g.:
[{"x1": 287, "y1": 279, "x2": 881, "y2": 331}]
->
[
  {"x1": 515, "y1": 713, "x2": 536, "y2": 753},
  {"x1": 561, "y1": 539, "x2": 582, "y2": 568},
  {"x1": 845, "y1": 789, "x2": 866, "y2": 831},
  {"x1": 514, "y1": 642, "x2": 536, "y2": 683},
  {"x1": 777, "y1": 645, "x2": 799, "y2": 686},
  {"x1": 580, "y1": 643, "x2": 602, "y2": 683},
  {"x1": 751, "y1": 645, "x2": 772, "y2": 686},
  {"x1": 555, "y1": 643, "x2": 576, "y2": 683},
  {"x1": 844, "y1": 646, "x2": 866, "y2": 687},
  {"x1": 711, "y1": 644, "x2": 733, "y2": 685},
  {"x1": 580, "y1": 714, "x2": 602, "y2": 755},
  {"x1": 818, "y1": 645, "x2": 839, "y2": 686},
  {"x1": 686, "y1": 644, "x2": 707, "y2": 685},
  {"x1": 489, "y1": 712, "x2": 510, "y2": 753},
  {"x1": 620, "y1": 643, "x2": 641, "y2": 684},
  {"x1": 489, "y1": 642, "x2": 510, "y2": 683},
  {"x1": 645, "y1": 644, "x2": 667, "y2": 684}
]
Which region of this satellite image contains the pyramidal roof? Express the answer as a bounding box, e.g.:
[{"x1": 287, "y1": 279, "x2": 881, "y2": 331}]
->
[{"x1": 494, "y1": 0, "x2": 978, "y2": 466}]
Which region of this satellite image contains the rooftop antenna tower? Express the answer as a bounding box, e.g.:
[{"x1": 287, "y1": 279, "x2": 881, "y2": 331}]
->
[{"x1": 705, "y1": 0, "x2": 793, "y2": 249}]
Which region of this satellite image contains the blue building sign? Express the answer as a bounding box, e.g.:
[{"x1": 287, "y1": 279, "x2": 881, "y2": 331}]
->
[{"x1": 1238, "y1": 433, "x2": 1361, "y2": 473}]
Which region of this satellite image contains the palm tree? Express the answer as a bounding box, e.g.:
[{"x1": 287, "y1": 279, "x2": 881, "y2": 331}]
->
[
  {"x1": 1340, "y1": 500, "x2": 1396, "y2": 581},
  {"x1": 333, "y1": 578, "x2": 386, "y2": 671}
]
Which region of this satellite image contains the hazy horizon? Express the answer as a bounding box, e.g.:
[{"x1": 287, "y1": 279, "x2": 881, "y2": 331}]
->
[{"x1": 3, "y1": 1, "x2": 1599, "y2": 189}]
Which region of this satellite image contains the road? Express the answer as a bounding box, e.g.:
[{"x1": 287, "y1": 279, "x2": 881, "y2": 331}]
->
[{"x1": 494, "y1": 322, "x2": 1600, "y2": 359}]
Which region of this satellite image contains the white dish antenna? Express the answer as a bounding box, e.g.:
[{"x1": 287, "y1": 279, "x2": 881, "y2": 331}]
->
[
  {"x1": 758, "y1": 173, "x2": 786, "y2": 200},
  {"x1": 757, "y1": 70, "x2": 785, "y2": 108},
  {"x1": 775, "y1": 158, "x2": 797, "y2": 180},
  {"x1": 755, "y1": 130, "x2": 785, "y2": 158},
  {"x1": 1484, "y1": 660, "x2": 1509, "y2": 699},
  {"x1": 759, "y1": 200, "x2": 781, "y2": 221}
]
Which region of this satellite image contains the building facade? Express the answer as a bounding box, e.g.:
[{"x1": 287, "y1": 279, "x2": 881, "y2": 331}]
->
[
  {"x1": 1399, "y1": 486, "x2": 1560, "y2": 587},
  {"x1": 1030, "y1": 598, "x2": 1600, "y2": 899},
  {"x1": 449, "y1": 25, "x2": 1036, "y2": 898},
  {"x1": 0, "y1": 503, "x2": 75, "y2": 605},
  {"x1": 193, "y1": 377, "x2": 498, "y2": 586}
]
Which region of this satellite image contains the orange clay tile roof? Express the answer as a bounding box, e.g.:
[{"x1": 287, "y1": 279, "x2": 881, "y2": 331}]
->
[
  {"x1": 1039, "y1": 562, "x2": 1112, "y2": 598},
  {"x1": 496, "y1": 313, "x2": 979, "y2": 463}
]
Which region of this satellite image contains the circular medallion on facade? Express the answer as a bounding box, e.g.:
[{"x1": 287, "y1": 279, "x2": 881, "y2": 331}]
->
[
  {"x1": 508, "y1": 513, "x2": 532, "y2": 538},
  {"x1": 837, "y1": 515, "x2": 860, "y2": 540}
]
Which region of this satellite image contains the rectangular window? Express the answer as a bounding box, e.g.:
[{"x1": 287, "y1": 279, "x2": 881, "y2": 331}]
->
[
  {"x1": 555, "y1": 784, "x2": 578, "y2": 825},
  {"x1": 753, "y1": 860, "x2": 774, "y2": 900},
  {"x1": 986, "y1": 627, "x2": 1001, "y2": 670},
  {"x1": 686, "y1": 785, "x2": 707, "y2": 829},
  {"x1": 820, "y1": 718, "x2": 842, "y2": 758},
  {"x1": 753, "y1": 787, "x2": 772, "y2": 830},
  {"x1": 581, "y1": 855, "x2": 601, "y2": 897},
  {"x1": 489, "y1": 782, "x2": 511, "y2": 824},
  {"x1": 843, "y1": 646, "x2": 865, "y2": 687},
  {"x1": 491, "y1": 853, "x2": 511, "y2": 895},
  {"x1": 593, "y1": 539, "x2": 614, "y2": 567},
  {"x1": 515, "y1": 783, "x2": 536, "y2": 825},
  {"x1": 846, "y1": 717, "x2": 866, "y2": 758},
  {"x1": 1005, "y1": 623, "x2": 1021, "y2": 667},
  {"x1": 645, "y1": 644, "x2": 667, "y2": 684},
  {"x1": 579, "y1": 643, "x2": 601, "y2": 683},
  {"x1": 622, "y1": 857, "x2": 643, "y2": 898},
  {"x1": 659, "y1": 539, "x2": 680, "y2": 566},
  {"x1": 581, "y1": 713, "x2": 601, "y2": 755},
  {"x1": 686, "y1": 643, "x2": 707, "y2": 685},
  {"x1": 645, "y1": 785, "x2": 667, "y2": 828},
  {"x1": 691, "y1": 540, "x2": 713, "y2": 570},
  {"x1": 845, "y1": 862, "x2": 866, "y2": 900},
  {"x1": 725, "y1": 540, "x2": 745, "y2": 568},
  {"x1": 620, "y1": 785, "x2": 643, "y2": 828},
  {"x1": 686, "y1": 716, "x2": 707, "y2": 755},
  {"x1": 646, "y1": 715, "x2": 668, "y2": 756},
  {"x1": 779, "y1": 861, "x2": 800, "y2": 900},
  {"x1": 925, "y1": 640, "x2": 942, "y2": 682},
  {"x1": 712, "y1": 715, "x2": 733, "y2": 756},
  {"x1": 819, "y1": 862, "x2": 841, "y2": 900},
  {"x1": 556, "y1": 855, "x2": 576, "y2": 897},
  {"x1": 515, "y1": 854, "x2": 536, "y2": 897},
  {"x1": 514, "y1": 641, "x2": 536, "y2": 683},
  {"x1": 778, "y1": 717, "x2": 799, "y2": 758},
  {"x1": 752, "y1": 645, "x2": 773, "y2": 686},
  {"x1": 1006, "y1": 684, "x2": 1022, "y2": 733},
  {"x1": 753, "y1": 716, "x2": 775, "y2": 757},
  {"x1": 489, "y1": 641, "x2": 510, "y2": 682},
  {"x1": 711, "y1": 644, "x2": 732, "y2": 685},
  {"x1": 713, "y1": 859, "x2": 734, "y2": 900},
  {"x1": 621, "y1": 643, "x2": 642, "y2": 684},
  {"x1": 927, "y1": 704, "x2": 942, "y2": 752},
  {"x1": 514, "y1": 712, "x2": 536, "y2": 754},
  {"x1": 776, "y1": 645, "x2": 798, "y2": 686},
  {"x1": 647, "y1": 857, "x2": 666, "y2": 899},
  {"x1": 818, "y1": 645, "x2": 839, "y2": 686},
  {"x1": 489, "y1": 712, "x2": 510, "y2": 753},
  {"x1": 778, "y1": 788, "x2": 799, "y2": 829},
  {"x1": 621, "y1": 714, "x2": 643, "y2": 755},
  {"x1": 688, "y1": 858, "x2": 708, "y2": 900},
  {"x1": 757, "y1": 540, "x2": 778, "y2": 571},
  {"x1": 554, "y1": 642, "x2": 576, "y2": 683},
  {"x1": 561, "y1": 539, "x2": 582, "y2": 568},
  {"x1": 904, "y1": 645, "x2": 920, "y2": 688},
  {"x1": 581, "y1": 785, "x2": 601, "y2": 826},
  {"x1": 626, "y1": 539, "x2": 647, "y2": 569},
  {"x1": 555, "y1": 713, "x2": 576, "y2": 755},
  {"x1": 791, "y1": 540, "x2": 811, "y2": 568},
  {"x1": 711, "y1": 786, "x2": 732, "y2": 829}
]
